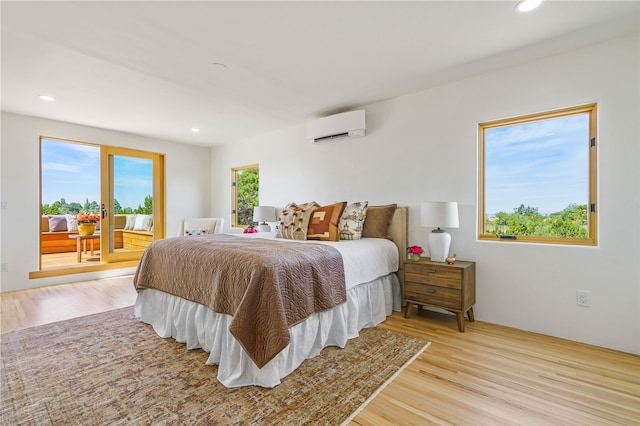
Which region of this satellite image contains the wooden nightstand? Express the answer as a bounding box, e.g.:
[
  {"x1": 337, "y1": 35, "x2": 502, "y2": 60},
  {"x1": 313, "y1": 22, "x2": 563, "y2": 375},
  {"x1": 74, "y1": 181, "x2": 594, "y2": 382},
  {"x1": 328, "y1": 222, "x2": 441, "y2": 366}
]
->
[{"x1": 403, "y1": 257, "x2": 476, "y2": 332}]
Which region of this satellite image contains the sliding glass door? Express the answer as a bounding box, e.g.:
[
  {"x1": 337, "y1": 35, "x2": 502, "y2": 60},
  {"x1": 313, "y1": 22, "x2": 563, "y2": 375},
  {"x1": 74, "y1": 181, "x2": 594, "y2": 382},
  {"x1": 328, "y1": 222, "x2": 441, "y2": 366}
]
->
[
  {"x1": 100, "y1": 146, "x2": 165, "y2": 263},
  {"x1": 38, "y1": 137, "x2": 164, "y2": 275}
]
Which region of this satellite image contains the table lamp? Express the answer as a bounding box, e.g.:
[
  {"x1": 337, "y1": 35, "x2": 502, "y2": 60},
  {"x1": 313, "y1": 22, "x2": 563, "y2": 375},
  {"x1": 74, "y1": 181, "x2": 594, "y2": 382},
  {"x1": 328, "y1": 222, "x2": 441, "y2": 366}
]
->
[
  {"x1": 253, "y1": 206, "x2": 276, "y2": 232},
  {"x1": 421, "y1": 202, "x2": 459, "y2": 262}
]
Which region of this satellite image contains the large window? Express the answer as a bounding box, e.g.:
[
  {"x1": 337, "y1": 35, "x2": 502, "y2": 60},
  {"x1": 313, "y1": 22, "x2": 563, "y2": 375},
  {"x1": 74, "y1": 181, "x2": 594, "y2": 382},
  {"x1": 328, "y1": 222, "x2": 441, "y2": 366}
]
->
[
  {"x1": 478, "y1": 104, "x2": 597, "y2": 245},
  {"x1": 231, "y1": 164, "x2": 259, "y2": 228}
]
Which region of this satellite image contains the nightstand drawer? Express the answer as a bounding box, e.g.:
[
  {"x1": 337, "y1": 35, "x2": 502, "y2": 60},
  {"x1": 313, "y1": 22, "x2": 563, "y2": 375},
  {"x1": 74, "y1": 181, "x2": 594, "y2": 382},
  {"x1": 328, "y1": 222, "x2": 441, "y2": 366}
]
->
[
  {"x1": 405, "y1": 282, "x2": 462, "y2": 310},
  {"x1": 405, "y1": 263, "x2": 462, "y2": 289}
]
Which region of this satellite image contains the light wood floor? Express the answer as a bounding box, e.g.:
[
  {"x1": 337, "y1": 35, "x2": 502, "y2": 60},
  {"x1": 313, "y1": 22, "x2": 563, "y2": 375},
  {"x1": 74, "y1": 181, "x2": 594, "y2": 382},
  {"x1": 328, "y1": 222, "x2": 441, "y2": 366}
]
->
[
  {"x1": 1, "y1": 278, "x2": 638, "y2": 425},
  {"x1": 0, "y1": 276, "x2": 136, "y2": 332},
  {"x1": 41, "y1": 250, "x2": 102, "y2": 270}
]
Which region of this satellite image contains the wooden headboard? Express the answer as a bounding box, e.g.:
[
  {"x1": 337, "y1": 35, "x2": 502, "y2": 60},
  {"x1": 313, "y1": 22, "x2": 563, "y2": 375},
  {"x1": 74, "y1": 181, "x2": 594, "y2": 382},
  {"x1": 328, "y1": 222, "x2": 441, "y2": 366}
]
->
[{"x1": 389, "y1": 206, "x2": 408, "y2": 287}]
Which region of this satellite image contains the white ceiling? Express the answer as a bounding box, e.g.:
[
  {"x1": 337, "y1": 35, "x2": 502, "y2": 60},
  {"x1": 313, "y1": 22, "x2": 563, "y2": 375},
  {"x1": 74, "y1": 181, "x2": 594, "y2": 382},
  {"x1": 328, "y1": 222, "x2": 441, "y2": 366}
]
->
[{"x1": 2, "y1": 1, "x2": 638, "y2": 147}]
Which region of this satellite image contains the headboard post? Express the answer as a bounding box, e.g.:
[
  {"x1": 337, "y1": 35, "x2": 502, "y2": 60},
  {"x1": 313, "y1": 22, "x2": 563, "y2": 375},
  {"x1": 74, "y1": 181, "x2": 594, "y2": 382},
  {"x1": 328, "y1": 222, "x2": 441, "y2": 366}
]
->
[{"x1": 389, "y1": 206, "x2": 408, "y2": 289}]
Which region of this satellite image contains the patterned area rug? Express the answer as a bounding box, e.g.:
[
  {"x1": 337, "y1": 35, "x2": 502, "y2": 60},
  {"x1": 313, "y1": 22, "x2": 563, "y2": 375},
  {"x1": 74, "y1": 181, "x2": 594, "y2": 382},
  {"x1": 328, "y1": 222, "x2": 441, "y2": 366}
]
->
[{"x1": 1, "y1": 307, "x2": 429, "y2": 425}]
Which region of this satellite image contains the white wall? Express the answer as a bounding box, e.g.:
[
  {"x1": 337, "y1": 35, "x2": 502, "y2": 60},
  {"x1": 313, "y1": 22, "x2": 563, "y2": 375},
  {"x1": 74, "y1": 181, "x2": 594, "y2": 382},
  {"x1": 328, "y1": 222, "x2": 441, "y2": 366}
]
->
[
  {"x1": 0, "y1": 112, "x2": 212, "y2": 292},
  {"x1": 210, "y1": 34, "x2": 640, "y2": 354}
]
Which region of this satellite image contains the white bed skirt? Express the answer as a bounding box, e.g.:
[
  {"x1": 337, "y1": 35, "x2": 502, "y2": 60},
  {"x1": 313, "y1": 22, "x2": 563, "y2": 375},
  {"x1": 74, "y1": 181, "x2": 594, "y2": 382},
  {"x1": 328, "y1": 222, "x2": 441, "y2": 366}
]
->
[{"x1": 134, "y1": 273, "x2": 402, "y2": 388}]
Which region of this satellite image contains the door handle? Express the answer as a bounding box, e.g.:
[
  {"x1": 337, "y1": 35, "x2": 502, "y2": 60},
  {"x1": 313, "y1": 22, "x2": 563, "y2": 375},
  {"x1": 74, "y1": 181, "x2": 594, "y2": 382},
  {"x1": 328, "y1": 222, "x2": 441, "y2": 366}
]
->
[{"x1": 101, "y1": 203, "x2": 108, "y2": 219}]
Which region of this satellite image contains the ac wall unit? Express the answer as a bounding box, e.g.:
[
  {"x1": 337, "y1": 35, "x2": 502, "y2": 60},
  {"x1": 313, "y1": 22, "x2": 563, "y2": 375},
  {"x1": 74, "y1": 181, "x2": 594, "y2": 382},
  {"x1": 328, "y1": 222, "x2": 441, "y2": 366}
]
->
[{"x1": 308, "y1": 110, "x2": 366, "y2": 143}]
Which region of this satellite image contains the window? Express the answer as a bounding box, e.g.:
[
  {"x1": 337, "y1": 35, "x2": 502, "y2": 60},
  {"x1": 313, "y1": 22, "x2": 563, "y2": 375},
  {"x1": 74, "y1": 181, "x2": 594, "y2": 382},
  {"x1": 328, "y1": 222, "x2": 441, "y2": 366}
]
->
[
  {"x1": 478, "y1": 104, "x2": 597, "y2": 245},
  {"x1": 231, "y1": 164, "x2": 259, "y2": 228}
]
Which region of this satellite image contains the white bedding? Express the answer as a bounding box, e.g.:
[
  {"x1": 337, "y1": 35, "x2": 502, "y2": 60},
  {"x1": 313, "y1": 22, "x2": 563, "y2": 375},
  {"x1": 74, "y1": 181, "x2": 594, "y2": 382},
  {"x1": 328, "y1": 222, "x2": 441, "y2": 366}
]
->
[
  {"x1": 242, "y1": 233, "x2": 400, "y2": 289},
  {"x1": 134, "y1": 235, "x2": 402, "y2": 388}
]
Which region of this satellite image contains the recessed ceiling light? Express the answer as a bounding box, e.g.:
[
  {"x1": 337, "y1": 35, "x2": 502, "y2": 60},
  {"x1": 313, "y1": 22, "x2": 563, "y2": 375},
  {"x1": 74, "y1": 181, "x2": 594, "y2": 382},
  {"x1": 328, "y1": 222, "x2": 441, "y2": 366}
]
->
[
  {"x1": 516, "y1": 0, "x2": 542, "y2": 13},
  {"x1": 210, "y1": 62, "x2": 227, "y2": 70},
  {"x1": 191, "y1": 128, "x2": 200, "y2": 133},
  {"x1": 39, "y1": 95, "x2": 56, "y2": 101}
]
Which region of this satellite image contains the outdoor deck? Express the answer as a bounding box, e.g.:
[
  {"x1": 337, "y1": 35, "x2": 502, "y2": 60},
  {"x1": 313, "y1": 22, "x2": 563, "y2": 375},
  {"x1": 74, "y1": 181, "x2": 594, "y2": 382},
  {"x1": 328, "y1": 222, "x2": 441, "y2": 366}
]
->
[
  {"x1": 41, "y1": 251, "x2": 101, "y2": 269},
  {"x1": 40, "y1": 248, "x2": 133, "y2": 270}
]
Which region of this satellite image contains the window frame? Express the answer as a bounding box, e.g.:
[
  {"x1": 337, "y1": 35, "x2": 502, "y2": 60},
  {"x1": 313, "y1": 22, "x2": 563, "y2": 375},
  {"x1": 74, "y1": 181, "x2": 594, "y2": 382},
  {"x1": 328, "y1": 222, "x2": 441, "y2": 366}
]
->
[
  {"x1": 478, "y1": 103, "x2": 597, "y2": 246},
  {"x1": 231, "y1": 163, "x2": 259, "y2": 228}
]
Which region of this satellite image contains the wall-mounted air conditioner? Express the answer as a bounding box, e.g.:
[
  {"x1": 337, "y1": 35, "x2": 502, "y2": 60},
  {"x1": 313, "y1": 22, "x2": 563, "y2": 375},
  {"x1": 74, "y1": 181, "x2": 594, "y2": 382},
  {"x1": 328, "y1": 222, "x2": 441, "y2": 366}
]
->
[{"x1": 308, "y1": 110, "x2": 366, "y2": 143}]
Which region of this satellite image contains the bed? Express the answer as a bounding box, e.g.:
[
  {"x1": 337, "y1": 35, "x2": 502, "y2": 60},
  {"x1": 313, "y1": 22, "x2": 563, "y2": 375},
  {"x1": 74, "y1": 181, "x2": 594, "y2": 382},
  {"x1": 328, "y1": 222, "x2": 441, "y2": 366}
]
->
[{"x1": 134, "y1": 205, "x2": 408, "y2": 388}]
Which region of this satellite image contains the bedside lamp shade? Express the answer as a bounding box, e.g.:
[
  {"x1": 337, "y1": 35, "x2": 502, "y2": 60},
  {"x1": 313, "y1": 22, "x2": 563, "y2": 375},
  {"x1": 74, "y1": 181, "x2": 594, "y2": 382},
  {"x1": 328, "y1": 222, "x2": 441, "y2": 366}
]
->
[
  {"x1": 253, "y1": 206, "x2": 276, "y2": 232},
  {"x1": 421, "y1": 202, "x2": 459, "y2": 262}
]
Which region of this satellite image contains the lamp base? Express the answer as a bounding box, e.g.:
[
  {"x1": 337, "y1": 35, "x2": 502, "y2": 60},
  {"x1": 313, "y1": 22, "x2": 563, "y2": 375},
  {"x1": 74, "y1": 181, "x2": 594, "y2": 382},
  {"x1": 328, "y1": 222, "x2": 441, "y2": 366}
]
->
[
  {"x1": 257, "y1": 223, "x2": 271, "y2": 233},
  {"x1": 428, "y1": 229, "x2": 451, "y2": 262}
]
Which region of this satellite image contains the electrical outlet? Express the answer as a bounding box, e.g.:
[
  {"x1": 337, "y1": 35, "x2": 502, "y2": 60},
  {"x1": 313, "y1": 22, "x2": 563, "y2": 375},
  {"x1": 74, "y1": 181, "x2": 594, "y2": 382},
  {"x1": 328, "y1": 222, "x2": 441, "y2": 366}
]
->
[
  {"x1": 577, "y1": 290, "x2": 591, "y2": 307},
  {"x1": 0, "y1": 263, "x2": 7, "y2": 272}
]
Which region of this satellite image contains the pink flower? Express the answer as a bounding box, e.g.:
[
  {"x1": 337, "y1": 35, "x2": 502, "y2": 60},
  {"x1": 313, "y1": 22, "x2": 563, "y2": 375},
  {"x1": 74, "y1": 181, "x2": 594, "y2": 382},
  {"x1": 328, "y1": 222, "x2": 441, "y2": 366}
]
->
[
  {"x1": 243, "y1": 225, "x2": 258, "y2": 234},
  {"x1": 406, "y1": 245, "x2": 424, "y2": 255}
]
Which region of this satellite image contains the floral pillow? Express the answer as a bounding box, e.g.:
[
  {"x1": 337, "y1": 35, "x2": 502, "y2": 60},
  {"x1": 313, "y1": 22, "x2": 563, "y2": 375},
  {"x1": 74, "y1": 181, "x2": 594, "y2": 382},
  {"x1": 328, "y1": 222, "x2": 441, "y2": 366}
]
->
[
  {"x1": 184, "y1": 228, "x2": 209, "y2": 236},
  {"x1": 338, "y1": 201, "x2": 368, "y2": 240},
  {"x1": 275, "y1": 201, "x2": 319, "y2": 240}
]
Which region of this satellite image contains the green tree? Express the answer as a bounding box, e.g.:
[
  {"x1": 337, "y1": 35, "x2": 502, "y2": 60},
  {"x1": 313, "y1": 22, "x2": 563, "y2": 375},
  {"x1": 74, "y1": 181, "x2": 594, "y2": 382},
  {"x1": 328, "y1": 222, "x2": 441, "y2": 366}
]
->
[
  {"x1": 559, "y1": 203, "x2": 588, "y2": 226},
  {"x1": 68, "y1": 202, "x2": 83, "y2": 214},
  {"x1": 80, "y1": 199, "x2": 100, "y2": 214},
  {"x1": 53, "y1": 198, "x2": 68, "y2": 214},
  {"x1": 514, "y1": 204, "x2": 540, "y2": 218},
  {"x1": 83, "y1": 198, "x2": 92, "y2": 212},
  {"x1": 236, "y1": 168, "x2": 259, "y2": 226},
  {"x1": 41, "y1": 203, "x2": 60, "y2": 215},
  {"x1": 549, "y1": 219, "x2": 588, "y2": 238},
  {"x1": 486, "y1": 202, "x2": 589, "y2": 238},
  {"x1": 133, "y1": 195, "x2": 153, "y2": 214},
  {"x1": 42, "y1": 198, "x2": 101, "y2": 215}
]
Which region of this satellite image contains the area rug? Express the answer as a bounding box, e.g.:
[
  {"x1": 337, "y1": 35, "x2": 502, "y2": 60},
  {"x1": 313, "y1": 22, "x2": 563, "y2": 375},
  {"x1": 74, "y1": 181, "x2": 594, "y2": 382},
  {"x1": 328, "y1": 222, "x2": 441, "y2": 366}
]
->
[{"x1": 1, "y1": 307, "x2": 429, "y2": 425}]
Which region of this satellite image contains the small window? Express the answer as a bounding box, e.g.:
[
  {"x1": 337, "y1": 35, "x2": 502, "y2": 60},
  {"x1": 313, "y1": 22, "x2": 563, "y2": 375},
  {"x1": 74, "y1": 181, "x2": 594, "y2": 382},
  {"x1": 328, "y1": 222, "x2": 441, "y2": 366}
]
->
[
  {"x1": 478, "y1": 104, "x2": 597, "y2": 245},
  {"x1": 231, "y1": 164, "x2": 259, "y2": 228}
]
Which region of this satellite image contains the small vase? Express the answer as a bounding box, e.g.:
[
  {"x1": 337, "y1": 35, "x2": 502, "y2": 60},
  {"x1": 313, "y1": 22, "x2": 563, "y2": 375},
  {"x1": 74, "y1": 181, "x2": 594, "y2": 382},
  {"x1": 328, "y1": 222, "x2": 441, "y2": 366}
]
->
[
  {"x1": 408, "y1": 254, "x2": 421, "y2": 261},
  {"x1": 78, "y1": 223, "x2": 96, "y2": 236}
]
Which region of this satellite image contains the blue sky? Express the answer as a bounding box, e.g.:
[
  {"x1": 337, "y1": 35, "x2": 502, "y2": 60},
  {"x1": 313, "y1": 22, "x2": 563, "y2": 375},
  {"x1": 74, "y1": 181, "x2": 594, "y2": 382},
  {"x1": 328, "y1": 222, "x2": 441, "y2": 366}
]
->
[
  {"x1": 41, "y1": 139, "x2": 152, "y2": 210},
  {"x1": 484, "y1": 114, "x2": 589, "y2": 215},
  {"x1": 113, "y1": 155, "x2": 152, "y2": 209}
]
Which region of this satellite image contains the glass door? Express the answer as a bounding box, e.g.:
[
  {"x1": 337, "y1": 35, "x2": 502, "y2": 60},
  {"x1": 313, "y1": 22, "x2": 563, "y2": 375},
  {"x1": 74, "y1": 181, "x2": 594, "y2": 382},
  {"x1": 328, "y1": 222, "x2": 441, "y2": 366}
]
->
[{"x1": 100, "y1": 146, "x2": 164, "y2": 263}]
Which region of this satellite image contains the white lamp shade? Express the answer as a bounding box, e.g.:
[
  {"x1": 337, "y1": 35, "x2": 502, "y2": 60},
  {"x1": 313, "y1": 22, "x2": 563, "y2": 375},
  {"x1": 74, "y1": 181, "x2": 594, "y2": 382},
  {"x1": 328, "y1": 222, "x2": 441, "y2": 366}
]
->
[
  {"x1": 253, "y1": 206, "x2": 276, "y2": 223},
  {"x1": 253, "y1": 206, "x2": 276, "y2": 232},
  {"x1": 420, "y1": 202, "x2": 459, "y2": 229}
]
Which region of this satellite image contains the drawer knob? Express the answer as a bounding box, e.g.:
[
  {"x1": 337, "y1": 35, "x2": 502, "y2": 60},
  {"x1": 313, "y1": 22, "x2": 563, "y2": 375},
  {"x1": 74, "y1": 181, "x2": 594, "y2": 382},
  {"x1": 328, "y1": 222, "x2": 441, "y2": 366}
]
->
[
  {"x1": 425, "y1": 269, "x2": 437, "y2": 273},
  {"x1": 426, "y1": 289, "x2": 436, "y2": 293}
]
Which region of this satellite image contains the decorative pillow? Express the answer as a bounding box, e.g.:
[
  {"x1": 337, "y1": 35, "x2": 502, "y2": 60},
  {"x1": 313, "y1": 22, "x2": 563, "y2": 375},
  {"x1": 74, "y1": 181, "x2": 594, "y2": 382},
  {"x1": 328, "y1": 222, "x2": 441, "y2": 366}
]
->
[
  {"x1": 184, "y1": 228, "x2": 209, "y2": 236},
  {"x1": 275, "y1": 201, "x2": 319, "y2": 240},
  {"x1": 133, "y1": 214, "x2": 153, "y2": 231},
  {"x1": 307, "y1": 202, "x2": 347, "y2": 241},
  {"x1": 48, "y1": 215, "x2": 68, "y2": 232},
  {"x1": 65, "y1": 214, "x2": 79, "y2": 232},
  {"x1": 338, "y1": 201, "x2": 368, "y2": 240},
  {"x1": 362, "y1": 204, "x2": 397, "y2": 240},
  {"x1": 125, "y1": 214, "x2": 137, "y2": 230}
]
